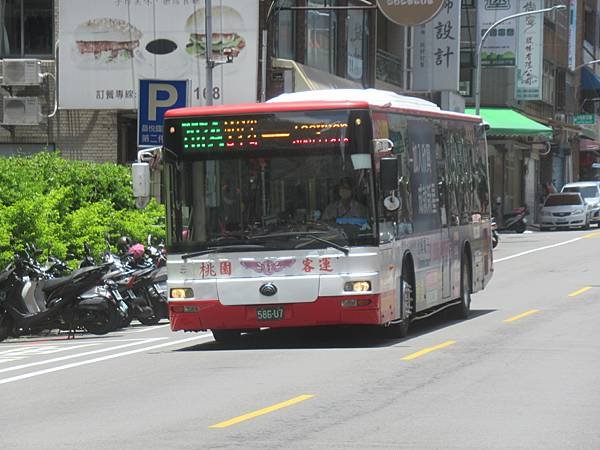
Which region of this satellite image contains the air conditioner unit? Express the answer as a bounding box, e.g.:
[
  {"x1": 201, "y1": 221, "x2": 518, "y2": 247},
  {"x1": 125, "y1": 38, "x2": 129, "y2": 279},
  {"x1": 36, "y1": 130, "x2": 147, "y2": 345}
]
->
[
  {"x1": 1, "y1": 59, "x2": 42, "y2": 85},
  {"x1": 2, "y1": 97, "x2": 42, "y2": 125}
]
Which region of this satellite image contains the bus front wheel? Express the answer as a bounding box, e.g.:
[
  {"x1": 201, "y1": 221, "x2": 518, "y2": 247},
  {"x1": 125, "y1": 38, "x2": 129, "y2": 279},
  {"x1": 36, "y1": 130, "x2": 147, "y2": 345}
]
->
[{"x1": 212, "y1": 329, "x2": 241, "y2": 344}]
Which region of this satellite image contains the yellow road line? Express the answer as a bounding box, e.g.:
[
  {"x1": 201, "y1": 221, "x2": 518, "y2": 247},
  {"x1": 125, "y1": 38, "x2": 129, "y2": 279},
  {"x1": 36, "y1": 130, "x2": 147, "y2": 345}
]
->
[
  {"x1": 401, "y1": 340, "x2": 456, "y2": 361},
  {"x1": 568, "y1": 286, "x2": 592, "y2": 297},
  {"x1": 583, "y1": 231, "x2": 600, "y2": 239},
  {"x1": 209, "y1": 394, "x2": 314, "y2": 429},
  {"x1": 504, "y1": 309, "x2": 540, "y2": 323}
]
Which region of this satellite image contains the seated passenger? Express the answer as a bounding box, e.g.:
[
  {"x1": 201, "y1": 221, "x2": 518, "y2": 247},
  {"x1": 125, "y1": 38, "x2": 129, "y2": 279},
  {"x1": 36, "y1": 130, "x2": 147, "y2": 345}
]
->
[{"x1": 322, "y1": 178, "x2": 368, "y2": 221}]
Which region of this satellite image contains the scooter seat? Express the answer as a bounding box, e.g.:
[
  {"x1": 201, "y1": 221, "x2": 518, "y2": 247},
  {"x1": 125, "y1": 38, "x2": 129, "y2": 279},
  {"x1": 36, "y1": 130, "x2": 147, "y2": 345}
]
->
[{"x1": 42, "y1": 266, "x2": 100, "y2": 293}]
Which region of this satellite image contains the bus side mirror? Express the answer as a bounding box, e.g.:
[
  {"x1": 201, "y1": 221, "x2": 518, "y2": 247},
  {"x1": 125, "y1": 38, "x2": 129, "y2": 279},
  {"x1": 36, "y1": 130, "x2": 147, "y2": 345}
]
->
[
  {"x1": 132, "y1": 162, "x2": 151, "y2": 209},
  {"x1": 380, "y1": 158, "x2": 400, "y2": 211}
]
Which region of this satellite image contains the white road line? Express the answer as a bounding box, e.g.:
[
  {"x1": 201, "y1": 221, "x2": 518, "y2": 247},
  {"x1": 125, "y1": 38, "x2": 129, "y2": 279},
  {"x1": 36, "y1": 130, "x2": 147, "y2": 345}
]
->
[
  {"x1": 130, "y1": 324, "x2": 172, "y2": 333},
  {"x1": 495, "y1": 236, "x2": 583, "y2": 263},
  {"x1": 0, "y1": 338, "x2": 165, "y2": 375},
  {"x1": 0, "y1": 334, "x2": 213, "y2": 385}
]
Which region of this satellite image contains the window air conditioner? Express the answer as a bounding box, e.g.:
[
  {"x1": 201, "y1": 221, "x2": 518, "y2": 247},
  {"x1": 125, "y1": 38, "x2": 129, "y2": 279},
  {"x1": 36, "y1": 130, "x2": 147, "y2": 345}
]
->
[
  {"x1": 1, "y1": 59, "x2": 42, "y2": 85},
  {"x1": 2, "y1": 97, "x2": 42, "y2": 125}
]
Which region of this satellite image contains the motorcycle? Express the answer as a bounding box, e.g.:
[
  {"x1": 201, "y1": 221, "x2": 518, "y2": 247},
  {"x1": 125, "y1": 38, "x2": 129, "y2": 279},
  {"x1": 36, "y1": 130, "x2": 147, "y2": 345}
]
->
[
  {"x1": 0, "y1": 253, "x2": 117, "y2": 342},
  {"x1": 101, "y1": 237, "x2": 168, "y2": 327},
  {"x1": 498, "y1": 206, "x2": 529, "y2": 234},
  {"x1": 491, "y1": 217, "x2": 499, "y2": 248}
]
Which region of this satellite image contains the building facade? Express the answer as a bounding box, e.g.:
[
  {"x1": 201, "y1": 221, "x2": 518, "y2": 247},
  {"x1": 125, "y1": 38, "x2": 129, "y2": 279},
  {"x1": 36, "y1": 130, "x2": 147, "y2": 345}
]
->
[{"x1": 1, "y1": 0, "x2": 599, "y2": 227}]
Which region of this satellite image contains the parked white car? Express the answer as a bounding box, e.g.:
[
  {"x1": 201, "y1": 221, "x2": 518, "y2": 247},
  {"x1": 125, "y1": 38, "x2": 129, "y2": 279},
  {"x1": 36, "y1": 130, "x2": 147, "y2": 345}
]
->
[
  {"x1": 539, "y1": 192, "x2": 590, "y2": 231},
  {"x1": 560, "y1": 181, "x2": 600, "y2": 226}
]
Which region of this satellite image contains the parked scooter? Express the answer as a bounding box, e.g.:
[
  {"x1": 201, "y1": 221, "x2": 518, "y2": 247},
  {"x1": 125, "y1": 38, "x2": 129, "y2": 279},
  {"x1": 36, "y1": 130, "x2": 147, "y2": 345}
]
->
[
  {"x1": 498, "y1": 206, "x2": 529, "y2": 234},
  {"x1": 491, "y1": 217, "x2": 499, "y2": 248},
  {"x1": 0, "y1": 253, "x2": 116, "y2": 342}
]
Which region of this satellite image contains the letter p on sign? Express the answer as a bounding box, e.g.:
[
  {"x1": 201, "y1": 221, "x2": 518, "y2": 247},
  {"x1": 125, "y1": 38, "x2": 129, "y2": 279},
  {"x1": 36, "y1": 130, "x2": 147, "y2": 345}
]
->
[
  {"x1": 138, "y1": 79, "x2": 189, "y2": 147},
  {"x1": 148, "y1": 84, "x2": 178, "y2": 121}
]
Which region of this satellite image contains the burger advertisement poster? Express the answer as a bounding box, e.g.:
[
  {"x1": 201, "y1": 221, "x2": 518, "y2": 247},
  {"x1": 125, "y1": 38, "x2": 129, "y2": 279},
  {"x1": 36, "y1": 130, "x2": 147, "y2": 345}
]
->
[{"x1": 58, "y1": 0, "x2": 259, "y2": 109}]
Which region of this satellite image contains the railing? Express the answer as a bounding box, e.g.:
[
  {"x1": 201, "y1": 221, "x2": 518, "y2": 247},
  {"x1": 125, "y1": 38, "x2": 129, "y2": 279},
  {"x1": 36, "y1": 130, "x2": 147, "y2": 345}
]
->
[{"x1": 375, "y1": 49, "x2": 404, "y2": 88}]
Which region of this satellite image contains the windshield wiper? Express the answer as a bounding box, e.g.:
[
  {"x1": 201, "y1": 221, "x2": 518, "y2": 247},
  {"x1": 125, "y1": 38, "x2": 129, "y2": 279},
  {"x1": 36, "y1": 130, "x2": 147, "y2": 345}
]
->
[
  {"x1": 250, "y1": 231, "x2": 350, "y2": 255},
  {"x1": 181, "y1": 244, "x2": 267, "y2": 260}
]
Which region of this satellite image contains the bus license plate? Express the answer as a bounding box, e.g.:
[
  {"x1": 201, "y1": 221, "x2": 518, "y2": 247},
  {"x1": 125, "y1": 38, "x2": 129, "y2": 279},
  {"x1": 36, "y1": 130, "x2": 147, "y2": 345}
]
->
[{"x1": 256, "y1": 306, "x2": 284, "y2": 321}]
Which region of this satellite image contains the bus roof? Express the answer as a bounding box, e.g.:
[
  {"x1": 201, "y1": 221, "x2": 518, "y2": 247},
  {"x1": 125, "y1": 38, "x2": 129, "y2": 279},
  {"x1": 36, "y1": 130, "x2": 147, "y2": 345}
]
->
[{"x1": 164, "y1": 88, "x2": 482, "y2": 123}]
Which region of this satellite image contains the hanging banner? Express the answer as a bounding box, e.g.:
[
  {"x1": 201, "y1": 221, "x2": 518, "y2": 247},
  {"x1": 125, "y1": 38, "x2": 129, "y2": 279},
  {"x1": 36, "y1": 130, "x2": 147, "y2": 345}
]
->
[
  {"x1": 477, "y1": 0, "x2": 518, "y2": 66},
  {"x1": 376, "y1": 0, "x2": 444, "y2": 26},
  {"x1": 58, "y1": 0, "x2": 259, "y2": 109},
  {"x1": 412, "y1": 0, "x2": 461, "y2": 92},
  {"x1": 515, "y1": 0, "x2": 544, "y2": 100},
  {"x1": 568, "y1": 0, "x2": 577, "y2": 71}
]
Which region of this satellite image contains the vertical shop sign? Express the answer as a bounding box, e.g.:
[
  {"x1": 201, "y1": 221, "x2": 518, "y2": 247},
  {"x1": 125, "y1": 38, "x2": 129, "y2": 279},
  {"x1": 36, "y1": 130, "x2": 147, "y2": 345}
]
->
[
  {"x1": 567, "y1": 0, "x2": 577, "y2": 71},
  {"x1": 477, "y1": 0, "x2": 518, "y2": 66},
  {"x1": 515, "y1": 0, "x2": 544, "y2": 100},
  {"x1": 412, "y1": 0, "x2": 461, "y2": 92}
]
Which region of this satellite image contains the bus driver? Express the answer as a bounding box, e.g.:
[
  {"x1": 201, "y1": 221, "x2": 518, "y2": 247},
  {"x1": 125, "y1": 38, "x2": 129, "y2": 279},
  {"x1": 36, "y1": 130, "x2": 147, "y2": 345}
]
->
[{"x1": 322, "y1": 178, "x2": 368, "y2": 221}]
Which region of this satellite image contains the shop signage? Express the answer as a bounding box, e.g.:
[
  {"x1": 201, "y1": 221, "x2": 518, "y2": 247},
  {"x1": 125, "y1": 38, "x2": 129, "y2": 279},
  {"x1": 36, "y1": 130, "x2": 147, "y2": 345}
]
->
[
  {"x1": 477, "y1": 0, "x2": 518, "y2": 66},
  {"x1": 58, "y1": 0, "x2": 259, "y2": 109},
  {"x1": 412, "y1": 0, "x2": 461, "y2": 92},
  {"x1": 377, "y1": 0, "x2": 444, "y2": 26},
  {"x1": 515, "y1": 0, "x2": 544, "y2": 101},
  {"x1": 568, "y1": 0, "x2": 577, "y2": 71},
  {"x1": 574, "y1": 114, "x2": 595, "y2": 125}
]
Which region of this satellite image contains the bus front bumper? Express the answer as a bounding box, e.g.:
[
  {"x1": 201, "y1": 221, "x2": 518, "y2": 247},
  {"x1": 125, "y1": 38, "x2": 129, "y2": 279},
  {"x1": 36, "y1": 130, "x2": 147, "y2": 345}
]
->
[{"x1": 169, "y1": 294, "x2": 386, "y2": 332}]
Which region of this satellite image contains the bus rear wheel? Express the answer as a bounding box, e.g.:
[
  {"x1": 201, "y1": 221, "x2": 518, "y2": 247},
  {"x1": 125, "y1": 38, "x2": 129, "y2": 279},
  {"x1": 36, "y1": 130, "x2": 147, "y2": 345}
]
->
[
  {"x1": 452, "y1": 255, "x2": 471, "y2": 320},
  {"x1": 212, "y1": 329, "x2": 241, "y2": 344}
]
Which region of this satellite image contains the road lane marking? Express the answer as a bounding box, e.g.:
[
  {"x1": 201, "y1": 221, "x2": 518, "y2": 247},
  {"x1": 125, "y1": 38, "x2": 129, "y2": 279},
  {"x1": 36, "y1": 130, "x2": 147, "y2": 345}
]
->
[
  {"x1": 0, "y1": 334, "x2": 212, "y2": 385},
  {"x1": 582, "y1": 231, "x2": 600, "y2": 239},
  {"x1": 0, "y1": 338, "x2": 166, "y2": 375},
  {"x1": 504, "y1": 309, "x2": 540, "y2": 323},
  {"x1": 401, "y1": 340, "x2": 456, "y2": 361},
  {"x1": 129, "y1": 324, "x2": 172, "y2": 333},
  {"x1": 209, "y1": 395, "x2": 314, "y2": 429},
  {"x1": 568, "y1": 286, "x2": 592, "y2": 297},
  {"x1": 495, "y1": 237, "x2": 584, "y2": 263}
]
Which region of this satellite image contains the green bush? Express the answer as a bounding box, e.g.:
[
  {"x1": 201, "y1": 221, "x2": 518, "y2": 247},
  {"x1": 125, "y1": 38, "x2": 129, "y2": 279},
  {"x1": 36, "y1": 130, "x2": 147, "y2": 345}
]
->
[{"x1": 0, "y1": 151, "x2": 165, "y2": 266}]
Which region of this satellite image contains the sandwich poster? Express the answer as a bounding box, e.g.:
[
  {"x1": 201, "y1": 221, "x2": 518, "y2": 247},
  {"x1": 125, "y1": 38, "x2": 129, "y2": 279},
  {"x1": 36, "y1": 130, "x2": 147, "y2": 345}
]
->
[{"x1": 58, "y1": 0, "x2": 259, "y2": 109}]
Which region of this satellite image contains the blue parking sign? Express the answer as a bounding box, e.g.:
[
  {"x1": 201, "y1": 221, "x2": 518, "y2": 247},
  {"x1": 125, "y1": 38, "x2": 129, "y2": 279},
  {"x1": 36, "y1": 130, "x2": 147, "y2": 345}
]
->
[{"x1": 138, "y1": 79, "x2": 189, "y2": 147}]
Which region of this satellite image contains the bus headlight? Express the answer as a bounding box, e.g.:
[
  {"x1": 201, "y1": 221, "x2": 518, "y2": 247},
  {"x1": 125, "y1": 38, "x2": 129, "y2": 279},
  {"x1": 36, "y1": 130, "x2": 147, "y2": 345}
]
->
[
  {"x1": 344, "y1": 281, "x2": 371, "y2": 292},
  {"x1": 170, "y1": 288, "x2": 194, "y2": 299}
]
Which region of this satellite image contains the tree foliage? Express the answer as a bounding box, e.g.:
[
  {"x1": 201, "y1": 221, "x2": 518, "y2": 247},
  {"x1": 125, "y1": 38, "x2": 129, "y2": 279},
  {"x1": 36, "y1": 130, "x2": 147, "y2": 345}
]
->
[{"x1": 0, "y1": 152, "x2": 165, "y2": 266}]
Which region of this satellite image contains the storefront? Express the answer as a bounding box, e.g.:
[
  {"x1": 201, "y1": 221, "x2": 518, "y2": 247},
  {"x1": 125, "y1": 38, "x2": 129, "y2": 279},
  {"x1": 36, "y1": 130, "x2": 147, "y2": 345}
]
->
[{"x1": 466, "y1": 108, "x2": 553, "y2": 225}]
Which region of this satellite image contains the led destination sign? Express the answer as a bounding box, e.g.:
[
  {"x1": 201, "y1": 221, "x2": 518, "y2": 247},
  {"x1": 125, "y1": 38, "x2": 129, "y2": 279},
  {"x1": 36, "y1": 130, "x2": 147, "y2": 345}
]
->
[{"x1": 165, "y1": 111, "x2": 352, "y2": 153}]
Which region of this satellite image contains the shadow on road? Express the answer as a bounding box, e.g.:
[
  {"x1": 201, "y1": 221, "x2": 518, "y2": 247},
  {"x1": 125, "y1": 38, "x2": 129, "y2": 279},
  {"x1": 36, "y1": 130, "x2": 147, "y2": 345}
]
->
[{"x1": 176, "y1": 308, "x2": 496, "y2": 352}]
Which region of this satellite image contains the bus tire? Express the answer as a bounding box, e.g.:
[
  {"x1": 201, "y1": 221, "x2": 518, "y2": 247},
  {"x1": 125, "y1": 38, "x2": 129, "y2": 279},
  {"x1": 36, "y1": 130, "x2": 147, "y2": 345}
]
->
[
  {"x1": 383, "y1": 262, "x2": 414, "y2": 339},
  {"x1": 453, "y1": 254, "x2": 471, "y2": 320},
  {"x1": 212, "y1": 329, "x2": 241, "y2": 343}
]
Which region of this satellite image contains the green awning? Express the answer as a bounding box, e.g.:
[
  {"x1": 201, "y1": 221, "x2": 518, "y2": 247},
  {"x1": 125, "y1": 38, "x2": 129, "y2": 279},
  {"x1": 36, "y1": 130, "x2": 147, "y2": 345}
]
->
[{"x1": 465, "y1": 108, "x2": 553, "y2": 138}]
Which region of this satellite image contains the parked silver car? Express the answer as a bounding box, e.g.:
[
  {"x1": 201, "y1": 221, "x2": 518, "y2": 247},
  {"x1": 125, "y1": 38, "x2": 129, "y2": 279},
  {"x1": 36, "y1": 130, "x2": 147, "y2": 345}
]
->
[
  {"x1": 539, "y1": 192, "x2": 590, "y2": 231},
  {"x1": 560, "y1": 181, "x2": 600, "y2": 226}
]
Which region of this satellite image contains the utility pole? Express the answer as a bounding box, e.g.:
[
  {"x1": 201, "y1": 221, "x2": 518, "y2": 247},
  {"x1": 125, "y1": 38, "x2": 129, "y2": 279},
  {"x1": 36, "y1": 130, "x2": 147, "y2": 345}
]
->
[{"x1": 205, "y1": 0, "x2": 214, "y2": 106}]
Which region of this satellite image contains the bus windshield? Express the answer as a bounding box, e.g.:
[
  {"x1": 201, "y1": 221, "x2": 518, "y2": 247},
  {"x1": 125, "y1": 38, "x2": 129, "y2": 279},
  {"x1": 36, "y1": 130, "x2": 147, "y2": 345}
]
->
[{"x1": 164, "y1": 148, "x2": 377, "y2": 253}]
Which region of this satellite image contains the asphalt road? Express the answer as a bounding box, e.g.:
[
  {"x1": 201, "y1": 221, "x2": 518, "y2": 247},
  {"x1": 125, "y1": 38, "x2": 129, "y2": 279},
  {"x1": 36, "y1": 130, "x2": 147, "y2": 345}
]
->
[{"x1": 2, "y1": 228, "x2": 600, "y2": 449}]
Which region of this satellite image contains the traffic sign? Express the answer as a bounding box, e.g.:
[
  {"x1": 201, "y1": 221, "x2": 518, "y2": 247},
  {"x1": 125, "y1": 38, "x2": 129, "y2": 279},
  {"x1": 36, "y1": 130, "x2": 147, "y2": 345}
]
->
[{"x1": 138, "y1": 79, "x2": 190, "y2": 147}]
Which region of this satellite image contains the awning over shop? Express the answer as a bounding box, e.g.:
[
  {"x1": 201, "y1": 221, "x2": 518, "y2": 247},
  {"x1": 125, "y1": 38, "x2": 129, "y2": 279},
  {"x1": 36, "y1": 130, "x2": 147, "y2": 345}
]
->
[
  {"x1": 465, "y1": 108, "x2": 553, "y2": 138},
  {"x1": 272, "y1": 58, "x2": 362, "y2": 92},
  {"x1": 581, "y1": 66, "x2": 600, "y2": 91}
]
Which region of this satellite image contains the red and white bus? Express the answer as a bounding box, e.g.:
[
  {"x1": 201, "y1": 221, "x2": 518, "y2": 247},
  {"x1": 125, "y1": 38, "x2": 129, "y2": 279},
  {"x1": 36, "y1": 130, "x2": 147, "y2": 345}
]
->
[{"x1": 134, "y1": 89, "x2": 493, "y2": 342}]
